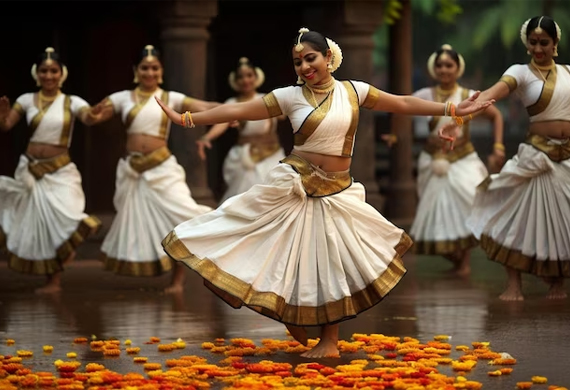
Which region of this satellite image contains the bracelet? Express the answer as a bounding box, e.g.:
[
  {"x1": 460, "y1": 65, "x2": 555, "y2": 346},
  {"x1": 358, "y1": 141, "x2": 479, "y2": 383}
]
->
[
  {"x1": 493, "y1": 143, "x2": 505, "y2": 151},
  {"x1": 181, "y1": 112, "x2": 186, "y2": 127},
  {"x1": 387, "y1": 134, "x2": 398, "y2": 143},
  {"x1": 453, "y1": 116, "x2": 464, "y2": 126},
  {"x1": 450, "y1": 103, "x2": 456, "y2": 117},
  {"x1": 444, "y1": 102, "x2": 450, "y2": 116},
  {"x1": 464, "y1": 114, "x2": 473, "y2": 123},
  {"x1": 183, "y1": 111, "x2": 196, "y2": 128}
]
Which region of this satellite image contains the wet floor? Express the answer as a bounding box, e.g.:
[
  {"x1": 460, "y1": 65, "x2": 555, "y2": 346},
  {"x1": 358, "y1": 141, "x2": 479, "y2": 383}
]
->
[{"x1": 1, "y1": 249, "x2": 569, "y2": 388}]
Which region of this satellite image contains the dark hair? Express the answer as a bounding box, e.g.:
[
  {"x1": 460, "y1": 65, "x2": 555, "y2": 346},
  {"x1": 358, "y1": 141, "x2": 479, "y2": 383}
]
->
[
  {"x1": 35, "y1": 47, "x2": 64, "y2": 70},
  {"x1": 296, "y1": 31, "x2": 329, "y2": 56},
  {"x1": 136, "y1": 45, "x2": 161, "y2": 65},
  {"x1": 526, "y1": 16, "x2": 558, "y2": 42},
  {"x1": 435, "y1": 46, "x2": 460, "y2": 67}
]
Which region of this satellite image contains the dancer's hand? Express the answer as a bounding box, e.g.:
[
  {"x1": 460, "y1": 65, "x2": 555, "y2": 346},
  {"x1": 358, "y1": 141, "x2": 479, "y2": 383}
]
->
[
  {"x1": 380, "y1": 134, "x2": 398, "y2": 148},
  {"x1": 155, "y1": 96, "x2": 182, "y2": 125},
  {"x1": 487, "y1": 148, "x2": 506, "y2": 173},
  {"x1": 456, "y1": 91, "x2": 495, "y2": 116},
  {"x1": 0, "y1": 96, "x2": 11, "y2": 117},
  {"x1": 438, "y1": 121, "x2": 461, "y2": 151},
  {"x1": 195, "y1": 138, "x2": 212, "y2": 161},
  {"x1": 229, "y1": 120, "x2": 240, "y2": 128}
]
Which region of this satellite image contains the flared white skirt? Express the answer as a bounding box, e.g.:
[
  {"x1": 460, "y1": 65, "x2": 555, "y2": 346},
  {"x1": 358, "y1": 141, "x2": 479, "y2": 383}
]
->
[
  {"x1": 0, "y1": 154, "x2": 100, "y2": 275},
  {"x1": 162, "y1": 161, "x2": 410, "y2": 326},
  {"x1": 220, "y1": 144, "x2": 285, "y2": 203},
  {"x1": 101, "y1": 153, "x2": 212, "y2": 276},
  {"x1": 467, "y1": 143, "x2": 570, "y2": 277},
  {"x1": 410, "y1": 151, "x2": 488, "y2": 254}
]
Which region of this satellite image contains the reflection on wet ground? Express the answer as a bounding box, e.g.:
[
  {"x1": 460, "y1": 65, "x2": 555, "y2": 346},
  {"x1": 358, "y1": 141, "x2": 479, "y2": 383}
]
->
[{"x1": 1, "y1": 249, "x2": 569, "y2": 387}]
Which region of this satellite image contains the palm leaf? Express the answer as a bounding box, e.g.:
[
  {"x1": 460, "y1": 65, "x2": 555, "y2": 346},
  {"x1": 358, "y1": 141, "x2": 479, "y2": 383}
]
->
[{"x1": 472, "y1": 5, "x2": 503, "y2": 50}]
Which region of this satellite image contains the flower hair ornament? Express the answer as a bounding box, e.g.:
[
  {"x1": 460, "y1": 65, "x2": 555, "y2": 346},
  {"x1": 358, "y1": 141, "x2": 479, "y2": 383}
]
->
[
  {"x1": 31, "y1": 47, "x2": 68, "y2": 88},
  {"x1": 228, "y1": 57, "x2": 265, "y2": 92},
  {"x1": 427, "y1": 44, "x2": 465, "y2": 80},
  {"x1": 520, "y1": 17, "x2": 562, "y2": 46},
  {"x1": 294, "y1": 27, "x2": 343, "y2": 84}
]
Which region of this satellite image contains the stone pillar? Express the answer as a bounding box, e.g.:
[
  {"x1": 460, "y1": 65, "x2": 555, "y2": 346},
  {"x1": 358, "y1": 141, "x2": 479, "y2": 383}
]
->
[
  {"x1": 385, "y1": 0, "x2": 416, "y2": 228},
  {"x1": 334, "y1": 0, "x2": 384, "y2": 211},
  {"x1": 160, "y1": 0, "x2": 218, "y2": 208}
]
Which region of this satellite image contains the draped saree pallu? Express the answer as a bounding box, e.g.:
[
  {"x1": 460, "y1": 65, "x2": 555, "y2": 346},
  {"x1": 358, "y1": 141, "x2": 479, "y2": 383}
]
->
[
  {"x1": 0, "y1": 93, "x2": 101, "y2": 275},
  {"x1": 410, "y1": 86, "x2": 488, "y2": 255},
  {"x1": 162, "y1": 79, "x2": 411, "y2": 326},
  {"x1": 101, "y1": 89, "x2": 212, "y2": 276}
]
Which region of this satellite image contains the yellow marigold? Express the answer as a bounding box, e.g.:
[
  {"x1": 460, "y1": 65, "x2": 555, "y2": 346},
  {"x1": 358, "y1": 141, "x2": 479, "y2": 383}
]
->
[
  {"x1": 66, "y1": 352, "x2": 77, "y2": 359},
  {"x1": 53, "y1": 360, "x2": 81, "y2": 372},
  {"x1": 500, "y1": 368, "x2": 514, "y2": 375},
  {"x1": 143, "y1": 363, "x2": 162, "y2": 371},
  {"x1": 489, "y1": 358, "x2": 517, "y2": 365},
  {"x1": 434, "y1": 335, "x2": 451, "y2": 341},
  {"x1": 102, "y1": 349, "x2": 120, "y2": 356},
  {"x1": 456, "y1": 345, "x2": 470, "y2": 352},
  {"x1": 42, "y1": 345, "x2": 54, "y2": 353},
  {"x1": 6, "y1": 357, "x2": 23, "y2": 363},
  {"x1": 73, "y1": 338, "x2": 88, "y2": 344},
  {"x1": 472, "y1": 341, "x2": 490, "y2": 349},
  {"x1": 126, "y1": 347, "x2": 140, "y2": 354},
  {"x1": 158, "y1": 344, "x2": 176, "y2": 352},
  {"x1": 6, "y1": 339, "x2": 15, "y2": 345},
  {"x1": 173, "y1": 339, "x2": 186, "y2": 349},
  {"x1": 149, "y1": 337, "x2": 161, "y2": 343},
  {"x1": 124, "y1": 339, "x2": 132, "y2": 345},
  {"x1": 532, "y1": 376, "x2": 548, "y2": 384},
  {"x1": 516, "y1": 382, "x2": 533, "y2": 389},
  {"x1": 451, "y1": 360, "x2": 477, "y2": 371},
  {"x1": 16, "y1": 351, "x2": 33, "y2": 358},
  {"x1": 464, "y1": 381, "x2": 483, "y2": 389},
  {"x1": 488, "y1": 370, "x2": 503, "y2": 376},
  {"x1": 133, "y1": 357, "x2": 148, "y2": 363},
  {"x1": 201, "y1": 342, "x2": 215, "y2": 350},
  {"x1": 85, "y1": 363, "x2": 105, "y2": 372}
]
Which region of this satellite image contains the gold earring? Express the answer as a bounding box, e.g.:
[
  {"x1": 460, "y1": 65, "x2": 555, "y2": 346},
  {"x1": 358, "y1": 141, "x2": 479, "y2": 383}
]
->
[
  {"x1": 296, "y1": 75, "x2": 304, "y2": 85},
  {"x1": 554, "y1": 46, "x2": 559, "y2": 57},
  {"x1": 327, "y1": 63, "x2": 333, "y2": 71},
  {"x1": 527, "y1": 50, "x2": 531, "y2": 55},
  {"x1": 158, "y1": 76, "x2": 164, "y2": 85},
  {"x1": 133, "y1": 68, "x2": 139, "y2": 84}
]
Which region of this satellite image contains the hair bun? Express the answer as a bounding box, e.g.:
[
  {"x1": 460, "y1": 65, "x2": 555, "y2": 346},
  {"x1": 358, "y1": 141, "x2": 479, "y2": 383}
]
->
[
  {"x1": 298, "y1": 27, "x2": 310, "y2": 34},
  {"x1": 144, "y1": 45, "x2": 154, "y2": 50},
  {"x1": 238, "y1": 57, "x2": 249, "y2": 64},
  {"x1": 441, "y1": 44, "x2": 453, "y2": 50}
]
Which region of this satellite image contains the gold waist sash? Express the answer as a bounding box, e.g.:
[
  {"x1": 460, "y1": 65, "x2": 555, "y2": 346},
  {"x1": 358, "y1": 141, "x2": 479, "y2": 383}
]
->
[
  {"x1": 423, "y1": 136, "x2": 475, "y2": 163},
  {"x1": 238, "y1": 132, "x2": 281, "y2": 163},
  {"x1": 526, "y1": 133, "x2": 570, "y2": 162},
  {"x1": 128, "y1": 146, "x2": 172, "y2": 173},
  {"x1": 27, "y1": 152, "x2": 71, "y2": 180},
  {"x1": 280, "y1": 154, "x2": 352, "y2": 197}
]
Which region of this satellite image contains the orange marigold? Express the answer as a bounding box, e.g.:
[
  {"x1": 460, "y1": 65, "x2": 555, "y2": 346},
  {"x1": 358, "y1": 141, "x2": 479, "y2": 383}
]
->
[
  {"x1": 102, "y1": 349, "x2": 120, "y2": 356},
  {"x1": 143, "y1": 363, "x2": 162, "y2": 371},
  {"x1": 133, "y1": 357, "x2": 148, "y2": 363},
  {"x1": 16, "y1": 351, "x2": 33, "y2": 358},
  {"x1": 73, "y1": 338, "x2": 88, "y2": 344},
  {"x1": 516, "y1": 382, "x2": 533, "y2": 389},
  {"x1": 158, "y1": 344, "x2": 176, "y2": 352},
  {"x1": 126, "y1": 347, "x2": 140, "y2": 354},
  {"x1": 532, "y1": 376, "x2": 548, "y2": 384}
]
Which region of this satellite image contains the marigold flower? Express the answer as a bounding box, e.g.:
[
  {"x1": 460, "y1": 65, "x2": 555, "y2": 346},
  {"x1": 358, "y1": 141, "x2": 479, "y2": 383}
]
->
[
  {"x1": 174, "y1": 338, "x2": 186, "y2": 349},
  {"x1": 516, "y1": 382, "x2": 533, "y2": 389},
  {"x1": 126, "y1": 347, "x2": 140, "y2": 354},
  {"x1": 500, "y1": 368, "x2": 513, "y2": 374},
  {"x1": 472, "y1": 342, "x2": 490, "y2": 349},
  {"x1": 143, "y1": 363, "x2": 161, "y2": 371},
  {"x1": 42, "y1": 345, "x2": 54, "y2": 353},
  {"x1": 158, "y1": 344, "x2": 176, "y2": 352},
  {"x1": 6, "y1": 339, "x2": 15, "y2": 345},
  {"x1": 149, "y1": 337, "x2": 161, "y2": 343},
  {"x1": 73, "y1": 338, "x2": 88, "y2": 344},
  {"x1": 201, "y1": 342, "x2": 215, "y2": 349},
  {"x1": 16, "y1": 351, "x2": 33, "y2": 358},
  {"x1": 85, "y1": 363, "x2": 105, "y2": 372},
  {"x1": 133, "y1": 357, "x2": 148, "y2": 363},
  {"x1": 489, "y1": 358, "x2": 517, "y2": 365},
  {"x1": 90, "y1": 341, "x2": 104, "y2": 348},
  {"x1": 434, "y1": 335, "x2": 451, "y2": 341},
  {"x1": 488, "y1": 370, "x2": 502, "y2": 376},
  {"x1": 66, "y1": 352, "x2": 77, "y2": 359},
  {"x1": 532, "y1": 376, "x2": 548, "y2": 384},
  {"x1": 102, "y1": 349, "x2": 120, "y2": 356},
  {"x1": 53, "y1": 360, "x2": 81, "y2": 372}
]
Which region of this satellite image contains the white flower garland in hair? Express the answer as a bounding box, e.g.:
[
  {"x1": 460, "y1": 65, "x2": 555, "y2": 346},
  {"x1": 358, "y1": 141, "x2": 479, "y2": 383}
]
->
[
  {"x1": 520, "y1": 17, "x2": 562, "y2": 45},
  {"x1": 326, "y1": 37, "x2": 343, "y2": 73},
  {"x1": 426, "y1": 44, "x2": 465, "y2": 80}
]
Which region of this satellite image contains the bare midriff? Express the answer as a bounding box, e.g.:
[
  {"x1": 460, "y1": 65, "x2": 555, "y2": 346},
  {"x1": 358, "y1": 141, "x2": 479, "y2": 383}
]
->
[
  {"x1": 126, "y1": 133, "x2": 167, "y2": 154},
  {"x1": 528, "y1": 120, "x2": 570, "y2": 138},
  {"x1": 26, "y1": 143, "x2": 68, "y2": 159},
  {"x1": 291, "y1": 149, "x2": 351, "y2": 172}
]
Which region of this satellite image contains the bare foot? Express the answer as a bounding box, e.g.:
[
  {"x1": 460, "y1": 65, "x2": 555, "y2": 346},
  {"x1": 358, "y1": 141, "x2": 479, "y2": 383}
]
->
[
  {"x1": 499, "y1": 288, "x2": 524, "y2": 301},
  {"x1": 285, "y1": 324, "x2": 308, "y2": 346},
  {"x1": 300, "y1": 338, "x2": 340, "y2": 358},
  {"x1": 546, "y1": 279, "x2": 567, "y2": 300},
  {"x1": 63, "y1": 251, "x2": 76, "y2": 266},
  {"x1": 454, "y1": 265, "x2": 471, "y2": 278},
  {"x1": 35, "y1": 284, "x2": 62, "y2": 294},
  {"x1": 164, "y1": 284, "x2": 184, "y2": 294}
]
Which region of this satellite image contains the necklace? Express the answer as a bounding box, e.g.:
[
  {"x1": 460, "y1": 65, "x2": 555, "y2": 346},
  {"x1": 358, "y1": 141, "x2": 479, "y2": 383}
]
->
[
  {"x1": 531, "y1": 59, "x2": 555, "y2": 83},
  {"x1": 134, "y1": 87, "x2": 157, "y2": 105},
  {"x1": 38, "y1": 90, "x2": 61, "y2": 111},
  {"x1": 305, "y1": 77, "x2": 336, "y2": 95},
  {"x1": 434, "y1": 83, "x2": 458, "y2": 102}
]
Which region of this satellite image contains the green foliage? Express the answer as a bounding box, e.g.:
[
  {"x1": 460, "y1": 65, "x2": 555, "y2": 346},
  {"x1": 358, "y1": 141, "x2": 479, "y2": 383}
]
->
[{"x1": 383, "y1": 0, "x2": 463, "y2": 25}]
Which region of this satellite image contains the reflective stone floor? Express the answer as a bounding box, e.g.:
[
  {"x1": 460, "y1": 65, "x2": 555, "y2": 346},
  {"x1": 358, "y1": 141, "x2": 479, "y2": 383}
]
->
[{"x1": 1, "y1": 249, "x2": 569, "y2": 388}]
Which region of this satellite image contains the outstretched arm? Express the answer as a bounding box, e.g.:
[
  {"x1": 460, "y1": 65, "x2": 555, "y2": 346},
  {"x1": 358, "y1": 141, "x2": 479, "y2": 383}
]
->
[
  {"x1": 155, "y1": 96, "x2": 271, "y2": 127},
  {"x1": 183, "y1": 97, "x2": 222, "y2": 112},
  {"x1": 475, "y1": 81, "x2": 511, "y2": 103},
  {"x1": 78, "y1": 98, "x2": 115, "y2": 126},
  {"x1": 0, "y1": 96, "x2": 22, "y2": 132},
  {"x1": 371, "y1": 90, "x2": 495, "y2": 117}
]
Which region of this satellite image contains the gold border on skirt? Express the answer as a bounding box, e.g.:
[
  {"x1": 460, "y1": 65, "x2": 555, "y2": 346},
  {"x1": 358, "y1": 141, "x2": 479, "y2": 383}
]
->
[
  {"x1": 413, "y1": 235, "x2": 478, "y2": 255},
  {"x1": 103, "y1": 255, "x2": 173, "y2": 276},
  {"x1": 5, "y1": 215, "x2": 102, "y2": 275},
  {"x1": 162, "y1": 230, "x2": 411, "y2": 326},
  {"x1": 481, "y1": 234, "x2": 570, "y2": 277}
]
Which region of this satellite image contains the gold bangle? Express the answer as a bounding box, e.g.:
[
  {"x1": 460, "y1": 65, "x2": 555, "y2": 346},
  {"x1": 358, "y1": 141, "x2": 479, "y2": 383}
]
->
[
  {"x1": 493, "y1": 143, "x2": 505, "y2": 151},
  {"x1": 184, "y1": 111, "x2": 195, "y2": 128},
  {"x1": 450, "y1": 103, "x2": 456, "y2": 117},
  {"x1": 181, "y1": 113, "x2": 186, "y2": 127},
  {"x1": 453, "y1": 116, "x2": 464, "y2": 126}
]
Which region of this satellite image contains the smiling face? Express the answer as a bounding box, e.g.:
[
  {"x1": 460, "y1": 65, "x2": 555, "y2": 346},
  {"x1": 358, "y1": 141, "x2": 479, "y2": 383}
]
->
[
  {"x1": 235, "y1": 66, "x2": 258, "y2": 94},
  {"x1": 292, "y1": 42, "x2": 332, "y2": 86},
  {"x1": 526, "y1": 30, "x2": 556, "y2": 65},
  {"x1": 434, "y1": 53, "x2": 459, "y2": 85},
  {"x1": 135, "y1": 57, "x2": 163, "y2": 90},
  {"x1": 37, "y1": 61, "x2": 62, "y2": 92}
]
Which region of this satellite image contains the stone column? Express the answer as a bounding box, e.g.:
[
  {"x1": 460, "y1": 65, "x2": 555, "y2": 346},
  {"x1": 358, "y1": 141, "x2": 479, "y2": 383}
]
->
[
  {"x1": 334, "y1": 0, "x2": 384, "y2": 211},
  {"x1": 160, "y1": 0, "x2": 218, "y2": 208},
  {"x1": 385, "y1": 0, "x2": 416, "y2": 228}
]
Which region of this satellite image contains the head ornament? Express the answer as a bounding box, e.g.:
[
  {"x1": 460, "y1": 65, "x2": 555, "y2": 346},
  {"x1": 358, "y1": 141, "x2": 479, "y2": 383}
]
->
[
  {"x1": 228, "y1": 57, "x2": 265, "y2": 91},
  {"x1": 31, "y1": 47, "x2": 68, "y2": 88},
  {"x1": 520, "y1": 17, "x2": 562, "y2": 45},
  {"x1": 426, "y1": 44, "x2": 465, "y2": 80}
]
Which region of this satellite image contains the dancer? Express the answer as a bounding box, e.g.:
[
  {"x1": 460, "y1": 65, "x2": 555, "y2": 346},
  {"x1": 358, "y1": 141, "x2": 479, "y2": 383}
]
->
[
  {"x1": 440, "y1": 16, "x2": 569, "y2": 300},
  {"x1": 388, "y1": 44, "x2": 504, "y2": 276},
  {"x1": 0, "y1": 47, "x2": 102, "y2": 294},
  {"x1": 87, "y1": 45, "x2": 215, "y2": 293},
  {"x1": 156, "y1": 28, "x2": 494, "y2": 357},
  {"x1": 196, "y1": 57, "x2": 285, "y2": 203}
]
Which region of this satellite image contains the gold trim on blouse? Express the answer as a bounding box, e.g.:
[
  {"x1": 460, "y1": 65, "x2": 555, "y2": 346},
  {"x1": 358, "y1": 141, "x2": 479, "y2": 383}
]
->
[
  {"x1": 26, "y1": 152, "x2": 72, "y2": 180},
  {"x1": 158, "y1": 90, "x2": 170, "y2": 138},
  {"x1": 12, "y1": 102, "x2": 24, "y2": 115},
  {"x1": 59, "y1": 95, "x2": 72, "y2": 146},
  {"x1": 128, "y1": 146, "x2": 172, "y2": 173},
  {"x1": 341, "y1": 81, "x2": 361, "y2": 157},
  {"x1": 162, "y1": 229, "x2": 410, "y2": 326},
  {"x1": 126, "y1": 90, "x2": 169, "y2": 135},
  {"x1": 281, "y1": 154, "x2": 352, "y2": 197},
  {"x1": 294, "y1": 87, "x2": 334, "y2": 147},
  {"x1": 262, "y1": 92, "x2": 283, "y2": 117},
  {"x1": 499, "y1": 75, "x2": 518, "y2": 92},
  {"x1": 526, "y1": 133, "x2": 570, "y2": 162},
  {"x1": 362, "y1": 85, "x2": 381, "y2": 109},
  {"x1": 526, "y1": 64, "x2": 557, "y2": 117}
]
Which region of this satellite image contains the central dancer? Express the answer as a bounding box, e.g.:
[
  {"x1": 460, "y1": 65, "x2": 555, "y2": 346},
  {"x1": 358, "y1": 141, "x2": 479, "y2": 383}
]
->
[{"x1": 155, "y1": 28, "x2": 495, "y2": 358}]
